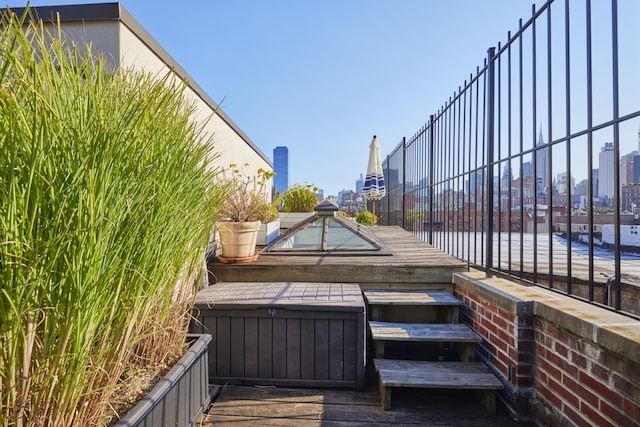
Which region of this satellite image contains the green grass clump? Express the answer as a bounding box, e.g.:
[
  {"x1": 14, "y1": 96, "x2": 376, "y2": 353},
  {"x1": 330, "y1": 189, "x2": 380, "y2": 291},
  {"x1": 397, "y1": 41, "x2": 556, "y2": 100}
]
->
[{"x1": 0, "y1": 9, "x2": 223, "y2": 426}]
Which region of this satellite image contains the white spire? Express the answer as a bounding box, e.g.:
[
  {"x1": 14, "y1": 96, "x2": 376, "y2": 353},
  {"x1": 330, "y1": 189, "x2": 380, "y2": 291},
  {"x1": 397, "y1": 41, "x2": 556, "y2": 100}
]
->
[{"x1": 538, "y1": 124, "x2": 544, "y2": 146}]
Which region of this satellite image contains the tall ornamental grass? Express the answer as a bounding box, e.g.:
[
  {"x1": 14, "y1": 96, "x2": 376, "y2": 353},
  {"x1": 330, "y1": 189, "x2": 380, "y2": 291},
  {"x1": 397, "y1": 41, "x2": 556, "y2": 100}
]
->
[{"x1": 0, "y1": 10, "x2": 223, "y2": 426}]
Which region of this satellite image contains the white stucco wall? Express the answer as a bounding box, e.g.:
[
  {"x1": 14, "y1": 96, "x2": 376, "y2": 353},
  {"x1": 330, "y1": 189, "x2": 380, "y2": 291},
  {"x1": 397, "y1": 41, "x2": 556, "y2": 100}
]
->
[
  {"x1": 39, "y1": 15, "x2": 272, "y2": 184},
  {"x1": 117, "y1": 22, "x2": 271, "y2": 175}
]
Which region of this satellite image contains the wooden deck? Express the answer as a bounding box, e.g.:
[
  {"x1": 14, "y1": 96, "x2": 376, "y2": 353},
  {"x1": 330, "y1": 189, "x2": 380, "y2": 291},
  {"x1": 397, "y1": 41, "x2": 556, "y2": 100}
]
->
[
  {"x1": 197, "y1": 226, "x2": 535, "y2": 425},
  {"x1": 208, "y1": 226, "x2": 468, "y2": 286},
  {"x1": 199, "y1": 383, "x2": 533, "y2": 426}
]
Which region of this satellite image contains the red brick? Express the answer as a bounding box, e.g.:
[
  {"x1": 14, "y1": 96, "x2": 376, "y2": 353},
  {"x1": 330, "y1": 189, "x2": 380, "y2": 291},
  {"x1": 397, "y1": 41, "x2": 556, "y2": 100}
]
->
[
  {"x1": 620, "y1": 360, "x2": 640, "y2": 386},
  {"x1": 496, "y1": 325, "x2": 513, "y2": 345},
  {"x1": 548, "y1": 376, "x2": 580, "y2": 408},
  {"x1": 547, "y1": 348, "x2": 579, "y2": 377},
  {"x1": 579, "y1": 370, "x2": 617, "y2": 404},
  {"x1": 600, "y1": 398, "x2": 634, "y2": 427},
  {"x1": 518, "y1": 327, "x2": 534, "y2": 341},
  {"x1": 538, "y1": 356, "x2": 563, "y2": 380},
  {"x1": 493, "y1": 334, "x2": 509, "y2": 354},
  {"x1": 562, "y1": 403, "x2": 592, "y2": 427},
  {"x1": 517, "y1": 350, "x2": 534, "y2": 365},
  {"x1": 580, "y1": 401, "x2": 614, "y2": 427},
  {"x1": 571, "y1": 351, "x2": 588, "y2": 369},
  {"x1": 481, "y1": 317, "x2": 498, "y2": 335},
  {"x1": 536, "y1": 380, "x2": 563, "y2": 408},
  {"x1": 563, "y1": 374, "x2": 599, "y2": 409},
  {"x1": 554, "y1": 340, "x2": 569, "y2": 358},
  {"x1": 613, "y1": 373, "x2": 639, "y2": 401},
  {"x1": 589, "y1": 362, "x2": 609, "y2": 382},
  {"x1": 598, "y1": 350, "x2": 622, "y2": 372},
  {"x1": 493, "y1": 313, "x2": 508, "y2": 329},
  {"x1": 623, "y1": 397, "x2": 640, "y2": 424}
]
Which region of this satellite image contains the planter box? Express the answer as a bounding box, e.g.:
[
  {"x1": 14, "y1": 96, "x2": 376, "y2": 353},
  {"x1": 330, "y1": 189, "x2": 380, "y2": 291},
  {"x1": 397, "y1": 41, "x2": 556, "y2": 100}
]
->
[
  {"x1": 257, "y1": 219, "x2": 280, "y2": 245},
  {"x1": 278, "y1": 212, "x2": 314, "y2": 230},
  {"x1": 114, "y1": 334, "x2": 212, "y2": 427},
  {"x1": 191, "y1": 282, "x2": 366, "y2": 390}
]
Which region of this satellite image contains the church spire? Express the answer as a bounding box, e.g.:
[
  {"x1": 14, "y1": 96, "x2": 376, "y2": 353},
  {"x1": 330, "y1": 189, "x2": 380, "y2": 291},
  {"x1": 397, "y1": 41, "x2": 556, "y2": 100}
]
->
[{"x1": 538, "y1": 124, "x2": 544, "y2": 146}]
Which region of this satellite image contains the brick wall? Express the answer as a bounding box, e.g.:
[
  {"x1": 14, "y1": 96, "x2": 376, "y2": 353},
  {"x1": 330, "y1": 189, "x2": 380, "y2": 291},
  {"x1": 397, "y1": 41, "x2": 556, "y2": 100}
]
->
[
  {"x1": 533, "y1": 307, "x2": 640, "y2": 426},
  {"x1": 454, "y1": 272, "x2": 640, "y2": 426},
  {"x1": 455, "y1": 280, "x2": 536, "y2": 417}
]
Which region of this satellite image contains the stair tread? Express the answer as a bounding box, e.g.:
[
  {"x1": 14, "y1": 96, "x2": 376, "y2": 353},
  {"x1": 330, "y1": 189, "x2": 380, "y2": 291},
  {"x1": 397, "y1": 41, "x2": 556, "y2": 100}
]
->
[
  {"x1": 369, "y1": 321, "x2": 482, "y2": 343},
  {"x1": 363, "y1": 289, "x2": 463, "y2": 306},
  {"x1": 374, "y1": 359, "x2": 503, "y2": 389}
]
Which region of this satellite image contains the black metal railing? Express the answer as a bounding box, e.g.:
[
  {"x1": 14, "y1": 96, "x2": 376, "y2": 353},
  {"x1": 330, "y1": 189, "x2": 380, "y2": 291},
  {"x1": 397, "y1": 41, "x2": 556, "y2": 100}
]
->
[{"x1": 380, "y1": 0, "x2": 640, "y2": 318}]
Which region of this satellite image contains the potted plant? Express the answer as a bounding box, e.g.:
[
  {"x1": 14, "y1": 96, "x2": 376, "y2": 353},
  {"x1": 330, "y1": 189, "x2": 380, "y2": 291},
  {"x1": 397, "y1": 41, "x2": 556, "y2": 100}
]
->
[
  {"x1": 215, "y1": 164, "x2": 277, "y2": 261},
  {"x1": 277, "y1": 183, "x2": 319, "y2": 229}
]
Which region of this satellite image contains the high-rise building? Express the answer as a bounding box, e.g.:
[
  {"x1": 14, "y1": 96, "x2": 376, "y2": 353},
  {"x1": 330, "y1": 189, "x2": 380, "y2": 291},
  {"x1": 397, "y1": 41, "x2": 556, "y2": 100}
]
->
[
  {"x1": 356, "y1": 174, "x2": 364, "y2": 194},
  {"x1": 273, "y1": 146, "x2": 289, "y2": 195},
  {"x1": 598, "y1": 142, "x2": 615, "y2": 199},
  {"x1": 536, "y1": 127, "x2": 548, "y2": 194}
]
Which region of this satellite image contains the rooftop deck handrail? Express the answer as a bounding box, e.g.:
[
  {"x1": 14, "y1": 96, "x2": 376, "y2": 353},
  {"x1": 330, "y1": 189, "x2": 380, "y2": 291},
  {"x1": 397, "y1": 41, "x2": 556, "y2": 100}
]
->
[{"x1": 380, "y1": 0, "x2": 640, "y2": 318}]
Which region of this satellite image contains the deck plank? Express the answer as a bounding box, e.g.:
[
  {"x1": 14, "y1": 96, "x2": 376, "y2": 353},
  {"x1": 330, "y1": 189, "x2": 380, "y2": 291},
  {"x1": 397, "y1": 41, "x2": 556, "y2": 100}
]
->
[
  {"x1": 369, "y1": 321, "x2": 482, "y2": 342},
  {"x1": 374, "y1": 359, "x2": 503, "y2": 389},
  {"x1": 364, "y1": 290, "x2": 463, "y2": 306}
]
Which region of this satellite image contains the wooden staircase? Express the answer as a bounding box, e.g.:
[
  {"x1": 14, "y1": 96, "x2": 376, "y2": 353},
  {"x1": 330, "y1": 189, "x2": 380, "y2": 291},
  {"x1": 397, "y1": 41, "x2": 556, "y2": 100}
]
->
[{"x1": 364, "y1": 289, "x2": 503, "y2": 413}]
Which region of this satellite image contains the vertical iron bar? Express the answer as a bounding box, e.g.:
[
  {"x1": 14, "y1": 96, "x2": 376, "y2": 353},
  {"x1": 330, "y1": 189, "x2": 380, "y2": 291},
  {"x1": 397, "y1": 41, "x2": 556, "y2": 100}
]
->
[
  {"x1": 468, "y1": 74, "x2": 474, "y2": 263},
  {"x1": 457, "y1": 89, "x2": 462, "y2": 258},
  {"x1": 507, "y1": 32, "x2": 513, "y2": 273},
  {"x1": 611, "y1": 0, "x2": 621, "y2": 310},
  {"x1": 475, "y1": 69, "x2": 480, "y2": 265},
  {"x1": 564, "y1": 0, "x2": 573, "y2": 293},
  {"x1": 482, "y1": 62, "x2": 487, "y2": 267},
  {"x1": 486, "y1": 47, "x2": 497, "y2": 278},
  {"x1": 402, "y1": 137, "x2": 406, "y2": 230},
  {"x1": 532, "y1": 3, "x2": 538, "y2": 284},
  {"x1": 518, "y1": 18, "x2": 525, "y2": 280},
  {"x1": 497, "y1": 45, "x2": 502, "y2": 271},
  {"x1": 586, "y1": 0, "x2": 595, "y2": 302},
  {"x1": 429, "y1": 115, "x2": 435, "y2": 245},
  {"x1": 547, "y1": 0, "x2": 555, "y2": 290}
]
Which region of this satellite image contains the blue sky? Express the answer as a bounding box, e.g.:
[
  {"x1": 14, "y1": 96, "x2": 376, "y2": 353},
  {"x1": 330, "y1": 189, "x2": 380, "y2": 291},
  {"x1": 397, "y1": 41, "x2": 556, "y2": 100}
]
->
[{"x1": 15, "y1": 1, "x2": 639, "y2": 195}]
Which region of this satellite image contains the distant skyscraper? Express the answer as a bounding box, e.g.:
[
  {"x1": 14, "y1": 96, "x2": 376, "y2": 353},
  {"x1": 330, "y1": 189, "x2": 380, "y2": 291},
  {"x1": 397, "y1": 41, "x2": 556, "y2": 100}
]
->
[
  {"x1": 356, "y1": 173, "x2": 364, "y2": 194},
  {"x1": 599, "y1": 142, "x2": 614, "y2": 199},
  {"x1": 536, "y1": 126, "x2": 548, "y2": 194},
  {"x1": 273, "y1": 146, "x2": 289, "y2": 195}
]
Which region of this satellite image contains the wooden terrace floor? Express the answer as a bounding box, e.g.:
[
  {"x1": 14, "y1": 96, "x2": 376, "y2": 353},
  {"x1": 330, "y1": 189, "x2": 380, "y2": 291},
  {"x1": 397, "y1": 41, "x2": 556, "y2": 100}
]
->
[
  {"x1": 199, "y1": 381, "x2": 534, "y2": 426},
  {"x1": 200, "y1": 226, "x2": 534, "y2": 426}
]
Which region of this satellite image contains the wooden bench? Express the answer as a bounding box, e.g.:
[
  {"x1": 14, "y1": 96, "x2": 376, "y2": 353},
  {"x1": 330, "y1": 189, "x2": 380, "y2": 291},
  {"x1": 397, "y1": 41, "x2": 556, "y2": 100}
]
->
[
  {"x1": 363, "y1": 290, "x2": 463, "y2": 323},
  {"x1": 374, "y1": 359, "x2": 504, "y2": 413},
  {"x1": 368, "y1": 321, "x2": 482, "y2": 361}
]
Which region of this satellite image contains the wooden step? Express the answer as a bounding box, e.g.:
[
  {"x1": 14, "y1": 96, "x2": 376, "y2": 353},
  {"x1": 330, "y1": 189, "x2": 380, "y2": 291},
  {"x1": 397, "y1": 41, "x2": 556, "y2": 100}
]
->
[
  {"x1": 368, "y1": 321, "x2": 482, "y2": 361},
  {"x1": 363, "y1": 289, "x2": 463, "y2": 306},
  {"x1": 363, "y1": 289, "x2": 463, "y2": 322},
  {"x1": 374, "y1": 359, "x2": 503, "y2": 413}
]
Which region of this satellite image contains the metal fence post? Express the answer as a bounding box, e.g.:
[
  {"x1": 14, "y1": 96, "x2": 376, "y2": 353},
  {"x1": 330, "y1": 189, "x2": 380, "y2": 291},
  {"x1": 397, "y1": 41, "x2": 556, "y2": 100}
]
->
[
  {"x1": 428, "y1": 115, "x2": 435, "y2": 245},
  {"x1": 486, "y1": 47, "x2": 496, "y2": 278},
  {"x1": 401, "y1": 137, "x2": 406, "y2": 229}
]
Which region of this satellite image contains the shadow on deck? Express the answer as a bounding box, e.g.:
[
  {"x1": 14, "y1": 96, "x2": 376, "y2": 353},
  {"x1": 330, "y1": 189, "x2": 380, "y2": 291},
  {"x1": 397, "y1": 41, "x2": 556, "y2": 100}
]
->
[{"x1": 200, "y1": 376, "x2": 534, "y2": 426}]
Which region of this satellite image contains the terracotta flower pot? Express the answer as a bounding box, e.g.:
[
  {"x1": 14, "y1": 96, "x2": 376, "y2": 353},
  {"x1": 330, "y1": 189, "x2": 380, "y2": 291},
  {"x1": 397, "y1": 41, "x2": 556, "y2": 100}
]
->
[{"x1": 216, "y1": 221, "x2": 261, "y2": 259}]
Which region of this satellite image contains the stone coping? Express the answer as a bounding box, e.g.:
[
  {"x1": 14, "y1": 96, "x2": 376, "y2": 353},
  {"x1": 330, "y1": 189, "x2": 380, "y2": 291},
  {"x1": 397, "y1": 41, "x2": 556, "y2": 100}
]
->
[{"x1": 453, "y1": 271, "x2": 640, "y2": 364}]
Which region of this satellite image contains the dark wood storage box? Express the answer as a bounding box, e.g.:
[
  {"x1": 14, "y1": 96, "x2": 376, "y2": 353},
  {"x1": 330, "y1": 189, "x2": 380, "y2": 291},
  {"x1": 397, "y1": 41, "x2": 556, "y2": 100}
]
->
[{"x1": 191, "y1": 282, "x2": 365, "y2": 390}]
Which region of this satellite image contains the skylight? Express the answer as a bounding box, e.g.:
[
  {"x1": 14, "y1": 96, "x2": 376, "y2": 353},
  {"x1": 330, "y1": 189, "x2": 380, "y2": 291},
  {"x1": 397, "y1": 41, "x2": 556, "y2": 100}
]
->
[{"x1": 261, "y1": 200, "x2": 388, "y2": 255}]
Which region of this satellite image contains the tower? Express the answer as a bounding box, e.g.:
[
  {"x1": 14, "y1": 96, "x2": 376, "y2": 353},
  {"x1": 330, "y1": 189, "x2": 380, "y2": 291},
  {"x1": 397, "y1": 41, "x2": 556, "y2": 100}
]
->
[{"x1": 273, "y1": 146, "x2": 289, "y2": 196}]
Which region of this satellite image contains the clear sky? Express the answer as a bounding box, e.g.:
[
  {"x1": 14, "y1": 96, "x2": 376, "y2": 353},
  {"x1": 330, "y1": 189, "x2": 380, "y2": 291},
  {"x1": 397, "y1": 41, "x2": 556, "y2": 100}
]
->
[{"x1": 13, "y1": 1, "x2": 639, "y2": 196}]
